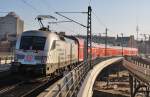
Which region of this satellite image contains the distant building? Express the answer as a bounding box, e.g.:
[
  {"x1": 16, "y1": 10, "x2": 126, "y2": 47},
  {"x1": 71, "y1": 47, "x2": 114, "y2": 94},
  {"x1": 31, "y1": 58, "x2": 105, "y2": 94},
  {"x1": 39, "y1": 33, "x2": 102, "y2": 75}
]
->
[
  {"x1": 0, "y1": 12, "x2": 24, "y2": 52},
  {"x1": 96, "y1": 35, "x2": 116, "y2": 45},
  {"x1": 76, "y1": 34, "x2": 138, "y2": 48},
  {"x1": 0, "y1": 12, "x2": 24, "y2": 41},
  {"x1": 137, "y1": 38, "x2": 150, "y2": 55},
  {"x1": 115, "y1": 35, "x2": 137, "y2": 48},
  {"x1": 76, "y1": 35, "x2": 116, "y2": 45}
]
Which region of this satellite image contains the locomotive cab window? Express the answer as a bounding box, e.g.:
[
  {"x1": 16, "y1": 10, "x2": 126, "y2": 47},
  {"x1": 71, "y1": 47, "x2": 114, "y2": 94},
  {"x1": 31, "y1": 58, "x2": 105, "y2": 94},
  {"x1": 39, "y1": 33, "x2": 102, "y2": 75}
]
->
[{"x1": 20, "y1": 36, "x2": 46, "y2": 50}]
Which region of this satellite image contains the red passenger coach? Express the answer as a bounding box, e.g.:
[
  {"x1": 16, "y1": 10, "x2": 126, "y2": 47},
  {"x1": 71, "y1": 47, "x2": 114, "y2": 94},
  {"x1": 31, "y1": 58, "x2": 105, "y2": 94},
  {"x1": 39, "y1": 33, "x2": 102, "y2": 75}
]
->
[
  {"x1": 77, "y1": 38, "x2": 85, "y2": 61},
  {"x1": 76, "y1": 37, "x2": 138, "y2": 62},
  {"x1": 99, "y1": 45, "x2": 105, "y2": 57}
]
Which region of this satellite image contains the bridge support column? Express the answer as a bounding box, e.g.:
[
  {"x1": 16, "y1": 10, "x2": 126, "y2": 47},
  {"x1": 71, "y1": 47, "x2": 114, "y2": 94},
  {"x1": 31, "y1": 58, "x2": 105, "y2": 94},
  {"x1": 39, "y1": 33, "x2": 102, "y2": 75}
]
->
[{"x1": 129, "y1": 74, "x2": 134, "y2": 97}]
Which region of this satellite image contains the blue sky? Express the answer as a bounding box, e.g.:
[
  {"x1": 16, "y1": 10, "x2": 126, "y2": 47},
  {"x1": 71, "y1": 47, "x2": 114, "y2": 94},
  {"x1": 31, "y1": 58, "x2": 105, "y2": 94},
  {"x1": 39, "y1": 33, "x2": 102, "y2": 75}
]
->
[{"x1": 0, "y1": 0, "x2": 150, "y2": 39}]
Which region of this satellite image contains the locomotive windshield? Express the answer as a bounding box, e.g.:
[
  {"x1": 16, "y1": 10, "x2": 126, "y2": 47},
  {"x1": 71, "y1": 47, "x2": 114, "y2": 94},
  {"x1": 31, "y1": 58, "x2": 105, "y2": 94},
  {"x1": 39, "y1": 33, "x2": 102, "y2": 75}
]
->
[{"x1": 20, "y1": 36, "x2": 46, "y2": 50}]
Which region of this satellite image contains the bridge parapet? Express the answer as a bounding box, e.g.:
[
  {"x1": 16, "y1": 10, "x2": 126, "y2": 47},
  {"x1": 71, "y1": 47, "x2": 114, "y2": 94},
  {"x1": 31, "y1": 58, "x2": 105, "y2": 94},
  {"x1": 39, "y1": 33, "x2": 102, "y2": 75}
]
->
[
  {"x1": 45, "y1": 61, "x2": 88, "y2": 97},
  {"x1": 124, "y1": 56, "x2": 150, "y2": 82},
  {"x1": 78, "y1": 57, "x2": 123, "y2": 97},
  {"x1": 123, "y1": 56, "x2": 150, "y2": 97},
  {"x1": 44, "y1": 57, "x2": 116, "y2": 97}
]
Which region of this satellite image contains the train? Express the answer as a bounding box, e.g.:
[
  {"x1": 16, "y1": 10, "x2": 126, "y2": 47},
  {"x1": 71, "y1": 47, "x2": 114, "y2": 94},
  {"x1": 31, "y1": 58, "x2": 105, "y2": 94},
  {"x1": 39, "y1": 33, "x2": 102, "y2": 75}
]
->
[{"x1": 11, "y1": 30, "x2": 138, "y2": 76}]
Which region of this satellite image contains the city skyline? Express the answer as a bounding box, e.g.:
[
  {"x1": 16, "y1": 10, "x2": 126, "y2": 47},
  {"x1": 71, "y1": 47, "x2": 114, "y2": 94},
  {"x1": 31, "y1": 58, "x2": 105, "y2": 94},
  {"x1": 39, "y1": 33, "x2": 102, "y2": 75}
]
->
[{"x1": 1, "y1": 0, "x2": 150, "y2": 39}]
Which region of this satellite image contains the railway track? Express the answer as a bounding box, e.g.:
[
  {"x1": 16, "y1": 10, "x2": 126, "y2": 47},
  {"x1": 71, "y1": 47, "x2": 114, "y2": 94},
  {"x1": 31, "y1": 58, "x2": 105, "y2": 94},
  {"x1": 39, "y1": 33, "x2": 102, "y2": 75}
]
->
[
  {"x1": 0, "y1": 74, "x2": 23, "y2": 91},
  {"x1": 0, "y1": 81, "x2": 24, "y2": 95},
  {"x1": 0, "y1": 75, "x2": 62, "y2": 97}
]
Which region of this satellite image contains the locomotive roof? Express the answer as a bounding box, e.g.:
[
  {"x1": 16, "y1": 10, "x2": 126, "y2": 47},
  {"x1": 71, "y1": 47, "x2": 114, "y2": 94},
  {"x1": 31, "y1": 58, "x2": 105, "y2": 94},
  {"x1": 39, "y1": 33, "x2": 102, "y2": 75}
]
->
[
  {"x1": 21, "y1": 30, "x2": 77, "y2": 44},
  {"x1": 22, "y1": 30, "x2": 51, "y2": 37}
]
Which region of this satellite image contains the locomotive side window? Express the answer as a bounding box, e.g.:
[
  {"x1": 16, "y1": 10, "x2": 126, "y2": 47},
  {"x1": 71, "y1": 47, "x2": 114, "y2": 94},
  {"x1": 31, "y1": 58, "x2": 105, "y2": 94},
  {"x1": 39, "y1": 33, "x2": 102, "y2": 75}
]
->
[
  {"x1": 20, "y1": 36, "x2": 46, "y2": 50},
  {"x1": 51, "y1": 40, "x2": 56, "y2": 50}
]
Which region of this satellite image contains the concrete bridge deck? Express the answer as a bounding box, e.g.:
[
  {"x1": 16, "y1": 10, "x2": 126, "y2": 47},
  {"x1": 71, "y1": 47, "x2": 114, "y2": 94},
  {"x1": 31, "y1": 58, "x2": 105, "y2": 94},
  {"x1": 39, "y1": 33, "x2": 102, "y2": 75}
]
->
[{"x1": 78, "y1": 57, "x2": 123, "y2": 97}]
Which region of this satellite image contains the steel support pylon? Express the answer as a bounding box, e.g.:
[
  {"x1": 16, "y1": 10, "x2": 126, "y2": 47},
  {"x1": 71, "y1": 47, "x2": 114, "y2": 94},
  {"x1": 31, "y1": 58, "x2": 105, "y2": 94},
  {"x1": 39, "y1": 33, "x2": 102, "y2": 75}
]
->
[{"x1": 87, "y1": 6, "x2": 92, "y2": 68}]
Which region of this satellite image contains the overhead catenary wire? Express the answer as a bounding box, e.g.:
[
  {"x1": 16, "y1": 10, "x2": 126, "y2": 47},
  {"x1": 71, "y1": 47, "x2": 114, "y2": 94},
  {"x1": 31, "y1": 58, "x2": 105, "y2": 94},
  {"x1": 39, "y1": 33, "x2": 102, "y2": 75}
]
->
[
  {"x1": 20, "y1": 0, "x2": 89, "y2": 34},
  {"x1": 92, "y1": 9, "x2": 115, "y2": 35},
  {"x1": 21, "y1": 0, "x2": 60, "y2": 29},
  {"x1": 21, "y1": 0, "x2": 41, "y2": 13},
  {"x1": 55, "y1": 12, "x2": 87, "y2": 28},
  {"x1": 54, "y1": 23, "x2": 77, "y2": 34},
  {"x1": 39, "y1": 0, "x2": 83, "y2": 33},
  {"x1": 92, "y1": 10, "x2": 107, "y2": 28},
  {"x1": 0, "y1": 12, "x2": 9, "y2": 13},
  {"x1": 41, "y1": 0, "x2": 56, "y2": 13},
  {"x1": 88, "y1": 0, "x2": 92, "y2": 6}
]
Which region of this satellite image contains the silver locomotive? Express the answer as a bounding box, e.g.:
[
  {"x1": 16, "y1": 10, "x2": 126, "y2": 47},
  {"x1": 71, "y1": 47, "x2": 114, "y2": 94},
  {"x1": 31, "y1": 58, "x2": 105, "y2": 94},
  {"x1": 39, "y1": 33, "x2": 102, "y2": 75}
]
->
[{"x1": 11, "y1": 30, "x2": 78, "y2": 76}]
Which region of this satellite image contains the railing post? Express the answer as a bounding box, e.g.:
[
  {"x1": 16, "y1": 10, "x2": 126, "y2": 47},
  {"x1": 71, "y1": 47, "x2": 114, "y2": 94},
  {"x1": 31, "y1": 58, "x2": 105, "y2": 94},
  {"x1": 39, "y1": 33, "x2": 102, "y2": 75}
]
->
[
  {"x1": 75, "y1": 68, "x2": 80, "y2": 93},
  {"x1": 139, "y1": 62, "x2": 141, "y2": 67},
  {"x1": 145, "y1": 64, "x2": 147, "y2": 68},
  {"x1": 0, "y1": 57, "x2": 1, "y2": 64},
  {"x1": 137, "y1": 61, "x2": 139, "y2": 65},
  {"x1": 134, "y1": 78, "x2": 137, "y2": 92},
  {"x1": 129, "y1": 74, "x2": 134, "y2": 97},
  {"x1": 74, "y1": 69, "x2": 79, "y2": 96},
  {"x1": 146, "y1": 87, "x2": 149, "y2": 97},
  {"x1": 57, "y1": 84, "x2": 62, "y2": 97},
  {"x1": 65, "y1": 76, "x2": 69, "y2": 91},
  {"x1": 5, "y1": 57, "x2": 7, "y2": 64},
  {"x1": 143, "y1": 63, "x2": 145, "y2": 68},
  {"x1": 70, "y1": 72, "x2": 74, "y2": 88},
  {"x1": 141, "y1": 63, "x2": 143, "y2": 67}
]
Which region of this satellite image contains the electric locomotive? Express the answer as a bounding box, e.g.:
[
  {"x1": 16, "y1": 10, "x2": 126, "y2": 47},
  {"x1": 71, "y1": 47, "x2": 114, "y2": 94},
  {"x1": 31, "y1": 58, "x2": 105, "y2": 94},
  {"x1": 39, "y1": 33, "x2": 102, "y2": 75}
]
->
[{"x1": 11, "y1": 30, "x2": 79, "y2": 76}]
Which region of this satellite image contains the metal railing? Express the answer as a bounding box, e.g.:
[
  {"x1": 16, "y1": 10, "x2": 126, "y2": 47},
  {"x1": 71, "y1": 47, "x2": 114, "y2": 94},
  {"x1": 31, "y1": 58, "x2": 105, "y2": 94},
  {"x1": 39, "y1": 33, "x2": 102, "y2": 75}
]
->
[
  {"x1": 124, "y1": 56, "x2": 150, "y2": 82},
  {"x1": 44, "y1": 61, "x2": 88, "y2": 97},
  {"x1": 44, "y1": 57, "x2": 114, "y2": 97}
]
